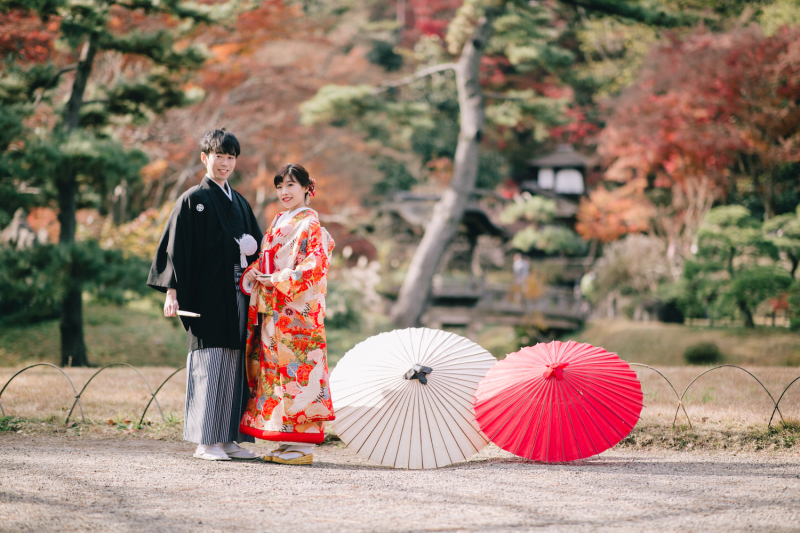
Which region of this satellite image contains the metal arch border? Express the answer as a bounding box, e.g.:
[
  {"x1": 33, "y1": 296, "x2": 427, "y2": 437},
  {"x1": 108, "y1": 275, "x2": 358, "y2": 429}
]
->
[
  {"x1": 628, "y1": 363, "x2": 693, "y2": 429},
  {"x1": 768, "y1": 375, "x2": 800, "y2": 427},
  {"x1": 674, "y1": 364, "x2": 785, "y2": 428},
  {"x1": 0, "y1": 363, "x2": 85, "y2": 423},
  {"x1": 138, "y1": 366, "x2": 186, "y2": 426},
  {"x1": 65, "y1": 363, "x2": 166, "y2": 424}
]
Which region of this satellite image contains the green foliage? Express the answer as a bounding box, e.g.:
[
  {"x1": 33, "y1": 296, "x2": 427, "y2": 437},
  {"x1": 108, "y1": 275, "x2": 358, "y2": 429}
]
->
[
  {"x1": 683, "y1": 342, "x2": 723, "y2": 365},
  {"x1": 0, "y1": 416, "x2": 23, "y2": 432},
  {"x1": 476, "y1": 151, "x2": 508, "y2": 189},
  {"x1": 760, "y1": 0, "x2": 800, "y2": 35},
  {"x1": 681, "y1": 205, "x2": 794, "y2": 327},
  {"x1": 694, "y1": 205, "x2": 778, "y2": 275},
  {"x1": 367, "y1": 40, "x2": 403, "y2": 71},
  {"x1": 787, "y1": 280, "x2": 800, "y2": 331},
  {"x1": 372, "y1": 157, "x2": 416, "y2": 196},
  {"x1": 500, "y1": 194, "x2": 556, "y2": 224},
  {"x1": 300, "y1": 85, "x2": 380, "y2": 126},
  {"x1": 511, "y1": 225, "x2": 588, "y2": 256},
  {"x1": 575, "y1": 17, "x2": 659, "y2": 97},
  {"x1": 0, "y1": 242, "x2": 150, "y2": 325},
  {"x1": 325, "y1": 280, "x2": 363, "y2": 330},
  {"x1": 763, "y1": 205, "x2": 800, "y2": 276},
  {"x1": 488, "y1": 2, "x2": 574, "y2": 71},
  {"x1": 99, "y1": 30, "x2": 207, "y2": 71},
  {"x1": 721, "y1": 265, "x2": 793, "y2": 319},
  {"x1": 11, "y1": 131, "x2": 148, "y2": 213},
  {"x1": 500, "y1": 194, "x2": 587, "y2": 256}
]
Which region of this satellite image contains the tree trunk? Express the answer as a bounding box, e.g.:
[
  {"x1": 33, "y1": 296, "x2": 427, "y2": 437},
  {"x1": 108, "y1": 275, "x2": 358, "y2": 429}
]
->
[
  {"x1": 389, "y1": 12, "x2": 497, "y2": 328},
  {"x1": 59, "y1": 38, "x2": 97, "y2": 367},
  {"x1": 738, "y1": 300, "x2": 755, "y2": 328}
]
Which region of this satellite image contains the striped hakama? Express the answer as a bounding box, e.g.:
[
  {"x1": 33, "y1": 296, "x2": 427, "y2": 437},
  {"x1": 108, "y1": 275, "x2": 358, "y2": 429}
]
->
[{"x1": 183, "y1": 264, "x2": 254, "y2": 445}]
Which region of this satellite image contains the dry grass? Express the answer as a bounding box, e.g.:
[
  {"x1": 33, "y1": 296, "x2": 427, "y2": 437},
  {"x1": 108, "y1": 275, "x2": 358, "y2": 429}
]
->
[
  {"x1": 0, "y1": 367, "x2": 186, "y2": 440},
  {"x1": 635, "y1": 366, "x2": 799, "y2": 428},
  {"x1": 1, "y1": 364, "x2": 798, "y2": 452}
]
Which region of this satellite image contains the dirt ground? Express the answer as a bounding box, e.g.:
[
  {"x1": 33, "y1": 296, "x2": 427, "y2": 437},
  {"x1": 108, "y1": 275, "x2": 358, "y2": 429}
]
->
[{"x1": 1, "y1": 434, "x2": 799, "y2": 533}]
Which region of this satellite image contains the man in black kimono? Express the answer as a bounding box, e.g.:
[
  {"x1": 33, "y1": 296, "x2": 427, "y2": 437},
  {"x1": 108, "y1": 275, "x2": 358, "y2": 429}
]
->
[{"x1": 148, "y1": 129, "x2": 262, "y2": 460}]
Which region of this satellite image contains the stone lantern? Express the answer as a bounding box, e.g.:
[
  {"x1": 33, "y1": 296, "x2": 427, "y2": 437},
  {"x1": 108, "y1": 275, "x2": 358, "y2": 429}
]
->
[{"x1": 527, "y1": 144, "x2": 588, "y2": 196}]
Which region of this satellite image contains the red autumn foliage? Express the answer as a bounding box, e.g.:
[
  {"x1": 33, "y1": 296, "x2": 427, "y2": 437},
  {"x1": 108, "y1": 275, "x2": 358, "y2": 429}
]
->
[
  {"x1": 407, "y1": 0, "x2": 462, "y2": 38},
  {"x1": 0, "y1": 10, "x2": 59, "y2": 65},
  {"x1": 549, "y1": 107, "x2": 600, "y2": 146},
  {"x1": 579, "y1": 25, "x2": 800, "y2": 245}
]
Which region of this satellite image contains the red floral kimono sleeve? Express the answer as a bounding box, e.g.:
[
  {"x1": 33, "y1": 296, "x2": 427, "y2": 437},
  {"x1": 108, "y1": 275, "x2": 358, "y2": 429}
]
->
[{"x1": 269, "y1": 221, "x2": 330, "y2": 303}]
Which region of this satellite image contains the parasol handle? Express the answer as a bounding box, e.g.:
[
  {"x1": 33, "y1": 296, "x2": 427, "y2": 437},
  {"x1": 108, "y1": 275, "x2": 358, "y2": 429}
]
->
[{"x1": 404, "y1": 364, "x2": 433, "y2": 385}]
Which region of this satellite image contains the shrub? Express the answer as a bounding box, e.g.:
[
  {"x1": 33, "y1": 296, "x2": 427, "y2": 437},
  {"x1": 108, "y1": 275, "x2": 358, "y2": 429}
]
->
[{"x1": 684, "y1": 342, "x2": 723, "y2": 365}]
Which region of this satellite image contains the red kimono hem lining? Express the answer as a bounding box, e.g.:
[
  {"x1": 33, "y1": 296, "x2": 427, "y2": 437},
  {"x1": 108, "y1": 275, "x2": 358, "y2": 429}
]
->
[{"x1": 239, "y1": 424, "x2": 326, "y2": 444}]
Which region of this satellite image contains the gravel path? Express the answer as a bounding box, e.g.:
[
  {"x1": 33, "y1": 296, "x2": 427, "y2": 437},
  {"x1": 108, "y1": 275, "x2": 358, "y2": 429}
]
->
[{"x1": 1, "y1": 434, "x2": 799, "y2": 533}]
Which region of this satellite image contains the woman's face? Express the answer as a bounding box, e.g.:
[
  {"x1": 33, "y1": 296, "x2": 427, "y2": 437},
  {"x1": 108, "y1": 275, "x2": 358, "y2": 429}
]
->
[{"x1": 276, "y1": 175, "x2": 309, "y2": 211}]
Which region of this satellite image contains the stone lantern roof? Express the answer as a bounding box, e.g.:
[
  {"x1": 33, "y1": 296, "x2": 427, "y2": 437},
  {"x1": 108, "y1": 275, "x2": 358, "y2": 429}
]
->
[{"x1": 528, "y1": 144, "x2": 591, "y2": 168}]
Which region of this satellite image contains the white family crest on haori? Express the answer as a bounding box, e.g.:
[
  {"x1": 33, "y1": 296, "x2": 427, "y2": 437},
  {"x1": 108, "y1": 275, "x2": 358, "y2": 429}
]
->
[{"x1": 329, "y1": 328, "x2": 497, "y2": 470}]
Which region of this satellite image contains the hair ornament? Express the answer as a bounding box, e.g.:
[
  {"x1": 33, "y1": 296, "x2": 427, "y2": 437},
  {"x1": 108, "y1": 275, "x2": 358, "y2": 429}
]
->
[{"x1": 308, "y1": 178, "x2": 317, "y2": 197}]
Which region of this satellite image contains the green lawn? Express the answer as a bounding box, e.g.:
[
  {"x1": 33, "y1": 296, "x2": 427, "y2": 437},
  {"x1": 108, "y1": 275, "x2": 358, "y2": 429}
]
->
[
  {"x1": 3, "y1": 305, "x2": 799, "y2": 368},
  {"x1": 569, "y1": 319, "x2": 800, "y2": 367},
  {"x1": 0, "y1": 301, "x2": 190, "y2": 367},
  {"x1": 0, "y1": 300, "x2": 387, "y2": 368}
]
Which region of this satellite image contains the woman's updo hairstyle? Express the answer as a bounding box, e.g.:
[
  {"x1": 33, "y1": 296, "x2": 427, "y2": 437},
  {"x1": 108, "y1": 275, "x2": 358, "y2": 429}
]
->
[{"x1": 274, "y1": 163, "x2": 316, "y2": 205}]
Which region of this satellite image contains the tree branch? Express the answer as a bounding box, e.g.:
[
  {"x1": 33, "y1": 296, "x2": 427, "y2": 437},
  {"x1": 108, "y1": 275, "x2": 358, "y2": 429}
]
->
[
  {"x1": 372, "y1": 62, "x2": 457, "y2": 95},
  {"x1": 559, "y1": 0, "x2": 701, "y2": 28},
  {"x1": 32, "y1": 64, "x2": 79, "y2": 107},
  {"x1": 48, "y1": 64, "x2": 78, "y2": 87},
  {"x1": 484, "y1": 92, "x2": 527, "y2": 102}
]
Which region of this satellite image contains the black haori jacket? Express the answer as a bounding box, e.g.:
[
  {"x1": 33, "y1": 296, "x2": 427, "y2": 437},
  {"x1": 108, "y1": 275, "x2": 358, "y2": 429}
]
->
[{"x1": 148, "y1": 176, "x2": 262, "y2": 352}]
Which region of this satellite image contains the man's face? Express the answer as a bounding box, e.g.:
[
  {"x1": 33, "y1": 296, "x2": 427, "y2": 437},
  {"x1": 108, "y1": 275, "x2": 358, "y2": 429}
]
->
[{"x1": 201, "y1": 151, "x2": 236, "y2": 181}]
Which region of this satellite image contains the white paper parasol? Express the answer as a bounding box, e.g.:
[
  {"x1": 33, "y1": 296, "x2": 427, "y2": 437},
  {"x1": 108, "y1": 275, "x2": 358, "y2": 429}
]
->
[{"x1": 330, "y1": 328, "x2": 496, "y2": 469}]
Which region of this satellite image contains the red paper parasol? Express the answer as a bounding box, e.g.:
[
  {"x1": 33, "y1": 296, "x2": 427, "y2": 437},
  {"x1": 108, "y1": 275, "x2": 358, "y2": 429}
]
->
[{"x1": 474, "y1": 340, "x2": 643, "y2": 462}]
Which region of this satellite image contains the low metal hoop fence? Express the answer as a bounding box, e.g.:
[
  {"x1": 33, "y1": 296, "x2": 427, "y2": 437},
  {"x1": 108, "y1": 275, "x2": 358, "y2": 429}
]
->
[
  {"x1": 0, "y1": 364, "x2": 186, "y2": 425},
  {"x1": 0, "y1": 363, "x2": 797, "y2": 429}
]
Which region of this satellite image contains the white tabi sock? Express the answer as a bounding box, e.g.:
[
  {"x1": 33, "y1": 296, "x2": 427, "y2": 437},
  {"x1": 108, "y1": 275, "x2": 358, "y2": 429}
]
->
[
  {"x1": 220, "y1": 441, "x2": 259, "y2": 459},
  {"x1": 278, "y1": 444, "x2": 314, "y2": 460}
]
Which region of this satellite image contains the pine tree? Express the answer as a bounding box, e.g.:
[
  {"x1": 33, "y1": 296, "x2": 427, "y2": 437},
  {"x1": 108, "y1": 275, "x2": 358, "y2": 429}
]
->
[{"x1": 0, "y1": 0, "x2": 242, "y2": 366}]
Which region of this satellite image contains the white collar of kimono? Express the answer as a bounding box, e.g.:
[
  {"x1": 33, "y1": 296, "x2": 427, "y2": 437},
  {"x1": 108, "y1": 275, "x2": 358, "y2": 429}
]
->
[
  {"x1": 209, "y1": 177, "x2": 232, "y2": 201},
  {"x1": 275, "y1": 207, "x2": 310, "y2": 230}
]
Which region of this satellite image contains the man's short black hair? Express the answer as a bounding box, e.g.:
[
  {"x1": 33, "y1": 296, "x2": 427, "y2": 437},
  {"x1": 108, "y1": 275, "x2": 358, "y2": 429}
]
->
[{"x1": 200, "y1": 128, "x2": 241, "y2": 157}]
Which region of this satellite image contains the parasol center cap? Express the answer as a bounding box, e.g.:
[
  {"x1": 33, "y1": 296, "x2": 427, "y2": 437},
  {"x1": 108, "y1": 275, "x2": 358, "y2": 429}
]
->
[
  {"x1": 404, "y1": 364, "x2": 433, "y2": 385},
  {"x1": 543, "y1": 362, "x2": 569, "y2": 380}
]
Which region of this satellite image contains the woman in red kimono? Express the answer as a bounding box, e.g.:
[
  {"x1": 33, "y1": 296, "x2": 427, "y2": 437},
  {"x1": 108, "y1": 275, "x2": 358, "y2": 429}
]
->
[{"x1": 239, "y1": 164, "x2": 335, "y2": 465}]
